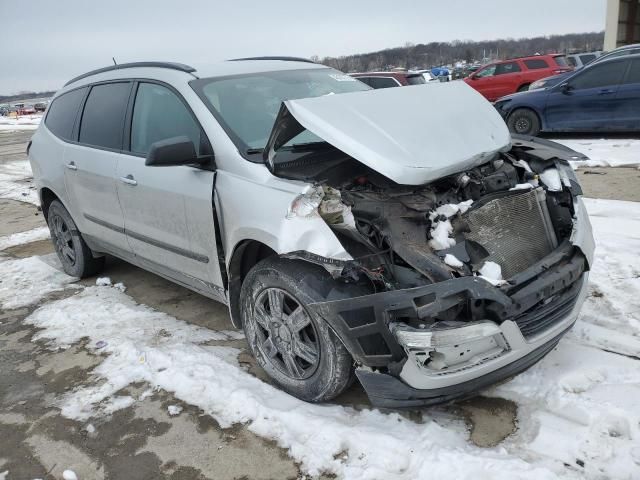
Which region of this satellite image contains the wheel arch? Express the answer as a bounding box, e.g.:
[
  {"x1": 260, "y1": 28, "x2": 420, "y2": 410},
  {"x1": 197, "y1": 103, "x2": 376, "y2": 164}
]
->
[
  {"x1": 227, "y1": 239, "x2": 278, "y2": 328},
  {"x1": 40, "y1": 187, "x2": 65, "y2": 223}
]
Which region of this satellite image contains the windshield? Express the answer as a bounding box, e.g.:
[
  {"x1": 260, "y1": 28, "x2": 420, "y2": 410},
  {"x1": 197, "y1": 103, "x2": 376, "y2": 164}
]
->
[{"x1": 192, "y1": 68, "x2": 370, "y2": 153}]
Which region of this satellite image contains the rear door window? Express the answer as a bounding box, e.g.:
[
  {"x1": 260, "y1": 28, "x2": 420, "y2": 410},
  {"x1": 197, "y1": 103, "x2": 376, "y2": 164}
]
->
[
  {"x1": 579, "y1": 54, "x2": 597, "y2": 65},
  {"x1": 622, "y1": 58, "x2": 640, "y2": 84},
  {"x1": 44, "y1": 87, "x2": 87, "y2": 141},
  {"x1": 406, "y1": 75, "x2": 426, "y2": 85},
  {"x1": 79, "y1": 82, "x2": 132, "y2": 150},
  {"x1": 494, "y1": 62, "x2": 521, "y2": 75},
  {"x1": 570, "y1": 60, "x2": 628, "y2": 90},
  {"x1": 524, "y1": 59, "x2": 549, "y2": 70},
  {"x1": 130, "y1": 82, "x2": 203, "y2": 155},
  {"x1": 367, "y1": 77, "x2": 400, "y2": 88}
]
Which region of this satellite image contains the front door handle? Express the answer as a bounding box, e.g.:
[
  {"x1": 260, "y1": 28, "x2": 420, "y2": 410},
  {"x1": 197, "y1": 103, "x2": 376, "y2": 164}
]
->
[
  {"x1": 598, "y1": 89, "x2": 615, "y2": 95},
  {"x1": 120, "y1": 174, "x2": 137, "y2": 186},
  {"x1": 66, "y1": 161, "x2": 77, "y2": 170}
]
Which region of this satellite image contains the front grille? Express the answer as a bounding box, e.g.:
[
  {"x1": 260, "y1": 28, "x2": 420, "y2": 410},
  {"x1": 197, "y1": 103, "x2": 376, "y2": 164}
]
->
[
  {"x1": 463, "y1": 188, "x2": 558, "y2": 278},
  {"x1": 512, "y1": 285, "x2": 581, "y2": 338}
]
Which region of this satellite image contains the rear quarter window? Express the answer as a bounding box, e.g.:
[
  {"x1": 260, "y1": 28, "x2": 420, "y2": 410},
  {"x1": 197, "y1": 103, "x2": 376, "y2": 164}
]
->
[
  {"x1": 523, "y1": 59, "x2": 549, "y2": 70},
  {"x1": 553, "y1": 55, "x2": 569, "y2": 67},
  {"x1": 79, "y1": 82, "x2": 132, "y2": 150},
  {"x1": 44, "y1": 87, "x2": 87, "y2": 141}
]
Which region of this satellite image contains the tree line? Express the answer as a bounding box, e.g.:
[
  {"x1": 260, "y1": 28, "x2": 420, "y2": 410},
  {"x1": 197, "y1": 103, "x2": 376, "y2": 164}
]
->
[{"x1": 316, "y1": 31, "x2": 604, "y2": 72}]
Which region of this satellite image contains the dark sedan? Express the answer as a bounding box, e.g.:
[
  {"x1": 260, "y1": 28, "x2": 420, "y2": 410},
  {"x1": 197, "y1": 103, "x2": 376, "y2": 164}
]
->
[{"x1": 495, "y1": 53, "x2": 640, "y2": 135}]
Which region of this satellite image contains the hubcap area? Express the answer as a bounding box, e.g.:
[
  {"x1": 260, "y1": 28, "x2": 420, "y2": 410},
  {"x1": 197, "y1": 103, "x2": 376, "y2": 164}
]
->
[
  {"x1": 253, "y1": 288, "x2": 320, "y2": 380},
  {"x1": 51, "y1": 214, "x2": 76, "y2": 266},
  {"x1": 514, "y1": 117, "x2": 530, "y2": 133}
]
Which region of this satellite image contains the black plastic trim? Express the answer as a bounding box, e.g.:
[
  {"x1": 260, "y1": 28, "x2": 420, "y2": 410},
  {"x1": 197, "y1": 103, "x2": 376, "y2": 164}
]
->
[
  {"x1": 64, "y1": 62, "x2": 196, "y2": 87},
  {"x1": 83, "y1": 213, "x2": 209, "y2": 263}
]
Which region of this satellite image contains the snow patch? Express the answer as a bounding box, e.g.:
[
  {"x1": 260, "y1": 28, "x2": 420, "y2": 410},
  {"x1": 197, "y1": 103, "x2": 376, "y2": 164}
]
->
[
  {"x1": 62, "y1": 470, "x2": 78, "y2": 480},
  {"x1": 477, "y1": 261, "x2": 505, "y2": 286},
  {"x1": 0, "y1": 255, "x2": 78, "y2": 309},
  {"x1": 0, "y1": 226, "x2": 50, "y2": 250},
  {"x1": 428, "y1": 199, "x2": 473, "y2": 250},
  {"x1": 444, "y1": 253, "x2": 464, "y2": 268},
  {"x1": 168, "y1": 405, "x2": 183, "y2": 416},
  {"x1": 553, "y1": 138, "x2": 640, "y2": 168}
]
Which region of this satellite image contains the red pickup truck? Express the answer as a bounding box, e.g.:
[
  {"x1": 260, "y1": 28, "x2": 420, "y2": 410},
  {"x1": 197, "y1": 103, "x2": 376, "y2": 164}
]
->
[{"x1": 464, "y1": 54, "x2": 572, "y2": 101}]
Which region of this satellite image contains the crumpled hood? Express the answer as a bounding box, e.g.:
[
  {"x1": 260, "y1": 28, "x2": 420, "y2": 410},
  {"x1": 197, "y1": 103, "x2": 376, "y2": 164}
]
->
[{"x1": 265, "y1": 82, "x2": 511, "y2": 185}]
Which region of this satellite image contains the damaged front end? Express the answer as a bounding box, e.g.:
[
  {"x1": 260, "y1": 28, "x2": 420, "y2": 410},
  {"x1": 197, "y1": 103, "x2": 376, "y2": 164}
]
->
[{"x1": 268, "y1": 86, "x2": 594, "y2": 407}]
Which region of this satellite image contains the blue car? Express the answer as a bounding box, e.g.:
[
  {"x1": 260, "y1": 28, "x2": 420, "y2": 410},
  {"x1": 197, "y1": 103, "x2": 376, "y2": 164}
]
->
[{"x1": 494, "y1": 52, "x2": 640, "y2": 135}]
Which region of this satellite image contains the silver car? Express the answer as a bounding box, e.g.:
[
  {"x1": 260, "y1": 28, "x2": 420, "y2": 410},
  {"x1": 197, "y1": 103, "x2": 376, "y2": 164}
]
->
[{"x1": 28, "y1": 58, "x2": 595, "y2": 407}]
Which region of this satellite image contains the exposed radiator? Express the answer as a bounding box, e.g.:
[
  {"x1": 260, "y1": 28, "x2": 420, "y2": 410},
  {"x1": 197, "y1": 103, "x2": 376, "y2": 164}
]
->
[{"x1": 463, "y1": 188, "x2": 558, "y2": 279}]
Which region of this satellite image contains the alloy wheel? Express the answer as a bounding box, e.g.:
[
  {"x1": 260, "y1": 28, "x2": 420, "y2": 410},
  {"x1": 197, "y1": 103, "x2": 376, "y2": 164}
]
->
[
  {"x1": 253, "y1": 287, "x2": 320, "y2": 380},
  {"x1": 51, "y1": 214, "x2": 76, "y2": 266}
]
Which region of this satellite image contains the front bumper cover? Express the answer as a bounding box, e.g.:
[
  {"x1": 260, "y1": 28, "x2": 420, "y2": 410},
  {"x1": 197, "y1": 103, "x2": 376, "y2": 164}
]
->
[{"x1": 307, "y1": 241, "x2": 590, "y2": 407}]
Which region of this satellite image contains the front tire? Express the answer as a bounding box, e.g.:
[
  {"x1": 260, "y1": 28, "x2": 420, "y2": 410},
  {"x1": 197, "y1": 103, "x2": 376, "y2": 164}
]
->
[
  {"x1": 240, "y1": 257, "x2": 354, "y2": 402},
  {"x1": 507, "y1": 108, "x2": 541, "y2": 136},
  {"x1": 47, "y1": 200, "x2": 105, "y2": 278}
]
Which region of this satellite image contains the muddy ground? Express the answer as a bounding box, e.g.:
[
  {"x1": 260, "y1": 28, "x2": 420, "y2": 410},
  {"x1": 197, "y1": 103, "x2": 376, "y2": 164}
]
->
[{"x1": 0, "y1": 130, "x2": 635, "y2": 479}]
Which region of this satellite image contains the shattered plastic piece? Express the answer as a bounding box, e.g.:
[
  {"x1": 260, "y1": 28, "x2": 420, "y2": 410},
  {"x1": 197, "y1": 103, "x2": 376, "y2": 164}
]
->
[
  {"x1": 62, "y1": 470, "x2": 78, "y2": 480},
  {"x1": 95, "y1": 340, "x2": 107, "y2": 349},
  {"x1": 318, "y1": 187, "x2": 356, "y2": 230},
  {"x1": 113, "y1": 282, "x2": 126, "y2": 292},
  {"x1": 168, "y1": 405, "x2": 183, "y2": 416},
  {"x1": 444, "y1": 254, "x2": 464, "y2": 268},
  {"x1": 96, "y1": 277, "x2": 112, "y2": 286}
]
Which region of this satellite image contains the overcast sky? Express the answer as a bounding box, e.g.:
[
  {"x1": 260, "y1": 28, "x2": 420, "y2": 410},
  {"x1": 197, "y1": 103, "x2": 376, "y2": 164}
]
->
[{"x1": 1, "y1": 0, "x2": 605, "y2": 94}]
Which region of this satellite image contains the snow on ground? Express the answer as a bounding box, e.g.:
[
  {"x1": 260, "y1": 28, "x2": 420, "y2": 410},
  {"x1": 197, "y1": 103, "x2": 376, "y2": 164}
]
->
[
  {"x1": 0, "y1": 115, "x2": 42, "y2": 131},
  {"x1": 0, "y1": 226, "x2": 50, "y2": 250},
  {"x1": 0, "y1": 255, "x2": 79, "y2": 309},
  {"x1": 552, "y1": 138, "x2": 640, "y2": 169},
  {"x1": 0, "y1": 159, "x2": 39, "y2": 204},
  {"x1": 5, "y1": 197, "x2": 637, "y2": 479}
]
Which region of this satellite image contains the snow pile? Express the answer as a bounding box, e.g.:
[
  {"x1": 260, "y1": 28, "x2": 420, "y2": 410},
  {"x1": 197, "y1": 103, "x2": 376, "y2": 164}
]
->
[
  {"x1": 552, "y1": 139, "x2": 640, "y2": 169},
  {"x1": 62, "y1": 470, "x2": 78, "y2": 480},
  {"x1": 0, "y1": 226, "x2": 50, "y2": 250},
  {"x1": 0, "y1": 115, "x2": 41, "y2": 130},
  {"x1": 0, "y1": 255, "x2": 78, "y2": 309},
  {"x1": 428, "y1": 200, "x2": 473, "y2": 250},
  {"x1": 476, "y1": 261, "x2": 505, "y2": 286}
]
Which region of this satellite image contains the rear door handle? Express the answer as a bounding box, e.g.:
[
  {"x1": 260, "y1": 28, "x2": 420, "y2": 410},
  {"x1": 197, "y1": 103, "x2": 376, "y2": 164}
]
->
[
  {"x1": 120, "y1": 174, "x2": 137, "y2": 186},
  {"x1": 66, "y1": 161, "x2": 77, "y2": 170}
]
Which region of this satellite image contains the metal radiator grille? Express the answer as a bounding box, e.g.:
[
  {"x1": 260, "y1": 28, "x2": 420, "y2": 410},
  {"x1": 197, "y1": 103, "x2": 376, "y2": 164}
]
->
[{"x1": 463, "y1": 188, "x2": 558, "y2": 279}]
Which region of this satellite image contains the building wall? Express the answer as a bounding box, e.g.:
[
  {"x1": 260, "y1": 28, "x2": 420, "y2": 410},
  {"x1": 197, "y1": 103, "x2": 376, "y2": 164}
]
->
[{"x1": 605, "y1": 0, "x2": 640, "y2": 50}]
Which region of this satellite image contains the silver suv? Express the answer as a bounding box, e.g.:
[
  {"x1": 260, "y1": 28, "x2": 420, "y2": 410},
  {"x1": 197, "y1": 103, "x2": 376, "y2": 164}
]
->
[{"x1": 29, "y1": 58, "x2": 594, "y2": 407}]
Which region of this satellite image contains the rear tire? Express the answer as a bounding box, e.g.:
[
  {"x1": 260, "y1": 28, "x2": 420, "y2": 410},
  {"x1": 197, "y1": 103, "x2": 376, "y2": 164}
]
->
[
  {"x1": 507, "y1": 108, "x2": 541, "y2": 136},
  {"x1": 240, "y1": 257, "x2": 354, "y2": 402},
  {"x1": 47, "y1": 200, "x2": 105, "y2": 278}
]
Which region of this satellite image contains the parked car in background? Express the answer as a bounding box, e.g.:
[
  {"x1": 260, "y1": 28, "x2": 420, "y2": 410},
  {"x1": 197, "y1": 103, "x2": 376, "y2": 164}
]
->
[
  {"x1": 350, "y1": 71, "x2": 426, "y2": 88},
  {"x1": 34, "y1": 102, "x2": 48, "y2": 112},
  {"x1": 0, "y1": 105, "x2": 8, "y2": 116},
  {"x1": 18, "y1": 104, "x2": 37, "y2": 115},
  {"x1": 464, "y1": 54, "x2": 572, "y2": 101},
  {"x1": 566, "y1": 51, "x2": 602, "y2": 68},
  {"x1": 29, "y1": 58, "x2": 593, "y2": 408},
  {"x1": 412, "y1": 69, "x2": 440, "y2": 83},
  {"x1": 529, "y1": 44, "x2": 640, "y2": 91},
  {"x1": 494, "y1": 53, "x2": 640, "y2": 135}
]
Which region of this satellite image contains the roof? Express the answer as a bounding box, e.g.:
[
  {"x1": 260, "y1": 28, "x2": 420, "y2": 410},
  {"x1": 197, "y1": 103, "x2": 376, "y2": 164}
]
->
[{"x1": 64, "y1": 58, "x2": 328, "y2": 88}]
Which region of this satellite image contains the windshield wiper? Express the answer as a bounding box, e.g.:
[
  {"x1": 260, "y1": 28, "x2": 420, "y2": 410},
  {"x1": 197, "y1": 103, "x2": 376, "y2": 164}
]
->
[
  {"x1": 245, "y1": 147, "x2": 264, "y2": 154},
  {"x1": 282, "y1": 141, "x2": 330, "y2": 151}
]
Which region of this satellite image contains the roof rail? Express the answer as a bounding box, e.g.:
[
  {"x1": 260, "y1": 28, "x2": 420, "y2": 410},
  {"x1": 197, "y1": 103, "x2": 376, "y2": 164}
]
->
[
  {"x1": 64, "y1": 62, "x2": 197, "y2": 87},
  {"x1": 228, "y1": 56, "x2": 316, "y2": 64}
]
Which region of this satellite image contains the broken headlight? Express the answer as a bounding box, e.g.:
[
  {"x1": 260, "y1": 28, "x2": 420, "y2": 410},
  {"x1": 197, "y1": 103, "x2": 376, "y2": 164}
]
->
[{"x1": 391, "y1": 321, "x2": 510, "y2": 374}]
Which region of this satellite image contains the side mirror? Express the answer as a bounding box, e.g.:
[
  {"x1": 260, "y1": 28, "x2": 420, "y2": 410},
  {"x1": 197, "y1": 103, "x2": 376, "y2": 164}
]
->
[
  {"x1": 560, "y1": 82, "x2": 573, "y2": 94},
  {"x1": 145, "y1": 136, "x2": 208, "y2": 167}
]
